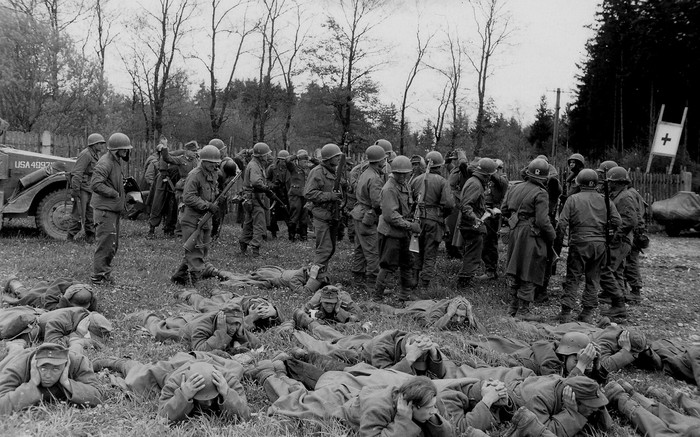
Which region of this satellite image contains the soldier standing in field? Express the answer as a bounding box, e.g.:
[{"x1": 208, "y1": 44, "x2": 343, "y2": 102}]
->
[
  {"x1": 410, "y1": 151, "x2": 454, "y2": 289},
  {"x1": 239, "y1": 142, "x2": 273, "y2": 257},
  {"x1": 266, "y1": 150, "x2": 291, "y2": 239},
  {"x1": 373, "y1": 155, "x2": 421, "y2": 303},
  {"x1": 457, "y1": 158, "x2": 497, "y2": 286},
  {"x1": 171, "y1": 145, "x2": 222, "y2": 285},
  {"x1": 67, "y1": 133, "x2": 105, "y2": 243},
  {"x1": 304, "y1": 143, "x2": 344, "y2": 285},
  {"x1": 556, "y1": 169, "x2": 621, "y2": 323},
  {"x1": 598, "y1": 167, "x2": 638, "y2": 323},
  {"x1": 90, "y1": 133, "x2": 131, "y2": 285},
  {"x1": 479, "y1": 158, "x2": 508, "y2": 280},
  {"x1": 501, "y1": 158, "x2": 556, "y2": 320},
  {"x1": 350, "y1": 144, "x2": 386, "y2": 288},
  {"x1": 286, "y1": 149, "x2": 311, "y2": 241}
]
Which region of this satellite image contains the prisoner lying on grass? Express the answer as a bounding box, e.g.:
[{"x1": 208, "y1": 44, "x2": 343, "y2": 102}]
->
[
  {"x1": 93, "y1": 351, "x2": 250, "y2": 423},
  {"x1": 1, "y1": 276, "x2": 97, "y2": 311},
  {"x1": 0, "y1": 343, "x2": 103, "y2": 415}
]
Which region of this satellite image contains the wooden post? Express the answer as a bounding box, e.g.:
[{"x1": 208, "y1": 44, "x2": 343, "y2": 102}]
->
[
  {"x1": 681, "y1": 171, "x2": 692, "y2": 191},
  {"x1": 551, "y1": 88, "x2": 561, "y2": 158},
  {"x1": 646, "y1": 104, "x2": 665, "y2": 173}
]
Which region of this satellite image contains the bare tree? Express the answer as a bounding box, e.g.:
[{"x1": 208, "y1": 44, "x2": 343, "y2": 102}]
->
[
  {"x1": 399, "y1": 28, "x2": 433, "y2": 154},
  {"x1": 429, "y1": 30, "x2": 465, "y2": 150},
  {"x1": 92, "y1": 0, "x2": 117, "y2": 106},
  {"x1": 198, "y1": 0, "x2": 256, "y2": 137},
  {"x1": 466, "y1": 0, "x2": 512, "y2": 156},
  {"x1": 124, "y1": 0, "x2": 196, "y2": 140},
  {"x1": 433, "y1": 81, "x2": 450, "y2": 148},
  {"x1": 271, "y1": 0, "x2": 310, "y2": 149}
]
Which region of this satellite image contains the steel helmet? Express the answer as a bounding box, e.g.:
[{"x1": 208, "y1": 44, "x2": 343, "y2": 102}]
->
[
  {"x1": 320, "y1": 143, "x2": 342, "y2": 161},
  {"x1": 597, "y1": 160, "x2": 618, "y2": 175},
  {"x1": 475, "y1": 158, "x2": 498, "y2": 175},
  {"x1": 277, "y1": 150, "x2": 290, "y2": 159},
  {"x1": 296, "y1": 149, "x2": 309, "y2": 159},
  {"x1": 576, "y1": 169, "x2": 599, "y2": 188},
  {"x1": 107, "y1": 133, "x2": 132, "y2": 150},
  {"x1": 253, "y1": 142, "x2": 272, "y2": 157},
  {"x1": 568, "y1": 153, "x2": 585, "y2": 166},
  {"x1": 208, "y1": 138, "x2": 226, "y2": 150},
  {"x1": 526, "y1": 158, "x2": 549, "y2": 180},
  {"x1": 494, "y1": 158, "x2": 504, "y2": 169},
  {"x1": 607, "y1": 166, "x2": 630, "y2": 183},
  {"x1": 556, "y1": 332, "x2": 591, "y2": 355},
  {"x1": 390, "y1": 155, "x2": 412, "y2": 173},
  {"x1": 87, "y1": 133, "x2": 106, "y2": 147},
  {"x1": 426, "y1": 151, "x2": 444, "y2": 167},
  {"x1": 387, "y1": 151, "x2": 397, "y2": 162},
  {"x1": 365, "y1": 145, "x2": 385, "y2": 163},
  {"x1": 374, "y1": 139, "x2": 393, "y2": 153},
  {"x1": 445, "y1": 150, "x2": 457, "y2": 162},
  {"x1": 536, "y1": 154, "x2": 549, "y2": 163},
  {"x1": 199, "y1": 145, "x2": 222, "y2": 163}
]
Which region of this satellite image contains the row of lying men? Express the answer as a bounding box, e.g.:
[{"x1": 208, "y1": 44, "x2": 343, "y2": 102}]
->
[{"x1": 1, "y1": 275, "x2": 698, "y2": 436}]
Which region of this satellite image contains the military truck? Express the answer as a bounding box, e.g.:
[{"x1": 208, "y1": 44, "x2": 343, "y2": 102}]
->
[{"x1": 0, "y1": 146, "x2": 76, "y2": 239}]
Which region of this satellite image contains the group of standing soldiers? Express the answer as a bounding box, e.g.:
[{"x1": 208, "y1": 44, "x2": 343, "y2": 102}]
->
[{"x1": 67, "y1": 131, "x2": 647, "y2": 325}]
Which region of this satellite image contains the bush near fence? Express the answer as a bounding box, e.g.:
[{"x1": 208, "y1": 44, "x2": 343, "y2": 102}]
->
[{"x1": 0, "y1": 130, "x2": 691, "y2": 222}]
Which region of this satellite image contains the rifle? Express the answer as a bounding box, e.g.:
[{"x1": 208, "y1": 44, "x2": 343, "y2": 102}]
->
[
  {"x1": 603, "y1": 178, "x2": 612, "y2": 267},
  {"x1": 183, "y1": 171, "x2": 242, "y2": 251},
  {"x1": 331, "y1": 153, "x2": 346, "y2": 220},
  {"x1": 267, "y1": 190, "x2": 290, "y2": 215},
  {"x1": 409, "y1": 159, "x2": 433, "y2": 253}
]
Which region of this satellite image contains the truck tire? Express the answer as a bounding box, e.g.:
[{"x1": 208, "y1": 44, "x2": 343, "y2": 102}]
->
[{"x1": 35, "y1": 190, "x2": 73, "y2": 240}]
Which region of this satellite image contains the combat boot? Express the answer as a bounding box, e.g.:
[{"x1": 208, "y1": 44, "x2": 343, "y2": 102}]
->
[
  {"x1": 293, "y1": 309, "x2": 317, "y2": 331},
  {"x1": 556, "y1": 305, "x2": 574, "y2": 323},
  {"x1": 515, "y1": 300, "x2": 542, "y2": 322},
  {"x1": 170, "y1": 263, "x2": 189, "y2": 285},
  {"x1": 604, "y1": 381, "x2": 626, "y2": 403},
  {"x1": 201, "y1": 264, "x2": 221, "y2": 280},
  {"x1": 577, "y1": 307, "x2": 595, "y2": 324},
  {"x1": 476, "y1": 271, "x2": 497, "y2": 281},
  {"x1": 507, "y1": 288, "x2": 519, "y2": 317},
  {"x1": 372, "y1": 270, "x2": 388, "y2": 302},
  {"x1": 146, "y1": 225, "x2": 156, "y2": 240},
  {"x1": 503, "y1": 406, "x2": 556, "y2": 437},
  {"x1": 1, "y1": 275, "x2": 22, "y2": 295},
  {"x1": 463, "y1": 426, "x2": 490, "y2": 437},
  {"x1": 239, "y1": 241, "x2": 248, "y2": 254},
  {"x1": 608, "y1": 297, "x2": 628, "y2": 322},
  {"x1": 626, "y1": 287, "x2": 642, "y2": 305},
  {"x1": 598, "y1": 291, "x2": 612, "y2": 305}
]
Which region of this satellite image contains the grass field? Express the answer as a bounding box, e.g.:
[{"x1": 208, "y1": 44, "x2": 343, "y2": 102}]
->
[{"x1": 0, "y1": 216, "x2": 699, "y2": 436}]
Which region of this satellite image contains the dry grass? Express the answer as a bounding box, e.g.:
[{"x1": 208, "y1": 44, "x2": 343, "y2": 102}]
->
[{"x1": 1, "y1": 217, "x2": 699, "y2": 436}]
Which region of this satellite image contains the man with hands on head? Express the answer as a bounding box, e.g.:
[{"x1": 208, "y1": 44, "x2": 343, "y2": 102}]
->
[
  {"x1": 437, "y1": 378, "x2": 510, "y2": 435},
  {"x1": 0, "y1": 343, "x2": 103, "y2": 414}
]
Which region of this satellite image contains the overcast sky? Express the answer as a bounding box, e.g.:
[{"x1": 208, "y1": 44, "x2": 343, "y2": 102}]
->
[{"x1": 104, "y1": 0, "x2": 601, "y2": 128}]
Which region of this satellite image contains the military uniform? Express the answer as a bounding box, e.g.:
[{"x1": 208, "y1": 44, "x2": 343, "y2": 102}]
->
[
  {"x1": 304, "y1": 161, "x2": 341, "y2": 273},
  {"x1": 173, "y1": 165, "x2": 218, "y2": 283},
  {"x1": 599, "y1": 184, "x2": 638, "y2": 312},
  {"x1": 481, "y1": 172, "x2": 508, "y2": 277},
  {"x1": 286, "y1": 159, "x2": 311, "y2": 240},
  {"x1": 351, "y1": 164, "x2": 384, "y2": 283},
  {"x1": 376, "y1": 175, "x2": 416, "y2": 300},
  {"x1": 411, "y1": 171, "x2": 454, "y2": 287},
  {"x1": 501, "y1": 178, "x2": 556, "y2": 309},
  {"x1": 0, "y1": 346, "x2": 103, "y2": 415},
  {"x1": 68, "y1": 146, "x2": 99, "y2": 241},
  {"x1": 303, "y1": 288, "x2": 360, "y2": 324},
  {"x1": 95, "y1": 351, "x2": 250, "y2": 423},
  {"x1": 386, "y1": 298, "x2": 479, "y2": 332},
  {"x1": 90, "y1": 151, "x2": 125, "y2": 284},
  {"x1": 240, "y1": 157, "x2": 270, "y2": 251},
  {"x1": 3, "y1": 278, "x2": 96, "y2": 311},
  {"x1": 181, "y1": 291, "x2": 282, "y2": 332},
  {"x1": 558, "y1": 189, "x2": 621, "y2": 319},
  {"x1": 266, "y1": 159, "x2": 291, "y2": 238},
  {"x1": 147, "y1": 147, "x2": 179, "y2": 236},
  {"x1": 458, "y1": 173, "x2": 490, "y2": 283},
  {"x1": 624, "y1": 186, "x2": 646, "y2": 302}
]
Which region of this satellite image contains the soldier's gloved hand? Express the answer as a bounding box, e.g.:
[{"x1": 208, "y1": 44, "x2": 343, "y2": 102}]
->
[
  {"x1": 208, "y1": 202, "x2": 220, "y2": 214},
  {"x1": 409, "y1": 222, "x2": 421, "y2": 234}
]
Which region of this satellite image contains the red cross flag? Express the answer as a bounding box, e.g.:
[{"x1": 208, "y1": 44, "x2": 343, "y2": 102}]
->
[{"x1": 651, "y1": 121, "x2": 683, "y2": 157}]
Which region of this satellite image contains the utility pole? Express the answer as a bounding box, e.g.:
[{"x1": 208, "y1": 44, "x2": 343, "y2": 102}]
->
[{"x1": 551, "y1": 87, "x2": 561, "y2": 158}]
